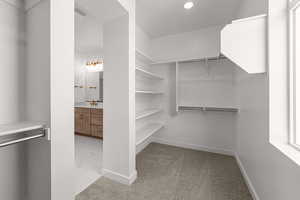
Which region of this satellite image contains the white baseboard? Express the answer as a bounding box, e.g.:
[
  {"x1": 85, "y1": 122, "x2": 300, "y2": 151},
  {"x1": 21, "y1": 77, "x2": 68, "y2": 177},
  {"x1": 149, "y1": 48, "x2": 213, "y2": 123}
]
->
[
  {"x1": 152, "y1": 137, "x2": 234, "y2": 156},
  {"x1": 235, "y1": 153, "x2": 260, "y2": 200},
  {"x1": 102, "y1": 169, "x2": 137, "y2": 185},
  {"x1": 136, "y1": 136, "x2": 153, "y2": 154}
]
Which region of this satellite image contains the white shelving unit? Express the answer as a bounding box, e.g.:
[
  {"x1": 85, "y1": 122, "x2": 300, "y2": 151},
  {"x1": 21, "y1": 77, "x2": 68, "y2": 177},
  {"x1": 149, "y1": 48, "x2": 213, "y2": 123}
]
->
[
  {"x1": 135, "y1": 50, "x2": 165, "y2": 153},
  {"x1": 136, "y1": 109, "x2": 163, "y2": 120},
  {"x1": 136, "y1": 123, "x2": 164, "y2": 145},
  {"x1": 221, "y1": 14, "x2": 267, "y2": 74},
  {"x1": 136, "y1": 49, "x2": 154, "y2": 64},
  {"x1": 136, "y1": 67, "x2": 164, "y2": 80},
  {"x1": 174, "y1": 57, "x2": 237, "y2": 113},
  {"x1": 136, "y1": 90, "x2": 164, "y2": 94}
]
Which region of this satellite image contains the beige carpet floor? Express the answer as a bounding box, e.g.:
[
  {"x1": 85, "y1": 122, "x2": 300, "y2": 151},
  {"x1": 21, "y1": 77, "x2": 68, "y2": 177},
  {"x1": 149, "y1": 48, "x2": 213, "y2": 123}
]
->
[{"x1": 76, "y1": 143, "x2": 253, "y2": 200}]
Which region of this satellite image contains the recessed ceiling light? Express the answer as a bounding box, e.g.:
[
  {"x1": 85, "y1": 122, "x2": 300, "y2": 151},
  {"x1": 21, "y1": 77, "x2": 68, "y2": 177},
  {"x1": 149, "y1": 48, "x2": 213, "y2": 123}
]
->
[{"x1": 184, "y1": 2, "x2": 194, "y2": 10}]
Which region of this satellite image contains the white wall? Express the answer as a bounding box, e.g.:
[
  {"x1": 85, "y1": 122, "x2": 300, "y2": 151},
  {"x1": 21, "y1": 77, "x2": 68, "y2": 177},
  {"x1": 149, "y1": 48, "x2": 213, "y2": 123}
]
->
[
  {"x1": 103, "y1": 13, "x2": 137, "y2": 184},
  {"x1": 235, "y1": 1, "x2": 300, "y2": 200},
  {"x1": 0, "y1": 1, "x2": 26, "y2": 199},
  {"x1": 150, "y1": 26, "x2": 223, "y2": 62},
  {"x1": 136, "y1": 25, "x2": 151, "y2": 56},
  {"x1": 75, "y1": 14, "x2": 103, "y2": 53},
  {"x1": 236, "y1": 0, "x2": 268, "y2": 19},
  {"x1": 151, "y1": 60, "x2": 237, "y2": 155},
  {"x1": 50, "y1": 0, "x2": 75, "y2": 199}
]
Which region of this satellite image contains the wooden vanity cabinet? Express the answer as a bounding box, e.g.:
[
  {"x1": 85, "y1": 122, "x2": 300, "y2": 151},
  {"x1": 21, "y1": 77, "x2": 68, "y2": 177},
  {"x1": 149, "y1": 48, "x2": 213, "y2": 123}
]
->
[{"x1": 75, "y1": 108, "x2": 103, "y2": 139}]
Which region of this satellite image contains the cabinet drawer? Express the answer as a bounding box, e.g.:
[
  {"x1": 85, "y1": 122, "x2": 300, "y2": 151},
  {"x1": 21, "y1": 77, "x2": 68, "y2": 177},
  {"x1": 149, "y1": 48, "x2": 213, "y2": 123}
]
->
[
  {"x1": 91, "y1": 108, "x2": 103, "y2": 115},
  {"x1": 75, "y1": 107, "x2": 90, "y2": 114},
  {"x1": 91, "y1": 117, "x2": 103, "y2": 126},
  {"x1": 91, "y1": 125, "x2": 103, "y2": 138}
]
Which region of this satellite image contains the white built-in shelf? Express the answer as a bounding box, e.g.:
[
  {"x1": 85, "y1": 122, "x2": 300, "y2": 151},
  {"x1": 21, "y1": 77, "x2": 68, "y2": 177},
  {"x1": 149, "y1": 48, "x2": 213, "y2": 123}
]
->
[
  {"x1": 178, "y1": 106, "x2": 239, "y2": 113},
  {"x1": 136, "y1": 123, "x2": 164, "y2": 145},
  {"x1": 136, "y1": 67, "x2": 164, "y2": 80},
  {"x1": 136, "y1": 109, "x2": 163, "y2": 120},
  {"x1": 179, "y1": 79, "x2": 234, "y2": 82},
  {"x1": 136, "y1": 90, "x2": 164, "y2": 94},
  {"x1": 221, "y1": 14, "x2": 267, "y2": 74},
  {"x1": 136, "y1": 49, "x2": 154, "y2": 64},
  {"x1": 151, "y1": 55, "x2": 226, "y2": 65},
  {"x1": 0, "y1": 122, "x2": 46, "y2": 137}
]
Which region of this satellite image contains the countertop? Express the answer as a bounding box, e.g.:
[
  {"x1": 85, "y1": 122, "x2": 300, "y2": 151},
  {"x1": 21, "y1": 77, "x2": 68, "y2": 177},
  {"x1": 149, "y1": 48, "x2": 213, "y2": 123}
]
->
[{"x1": 75, "y1": 102, "x2": 103, "y2": 109}]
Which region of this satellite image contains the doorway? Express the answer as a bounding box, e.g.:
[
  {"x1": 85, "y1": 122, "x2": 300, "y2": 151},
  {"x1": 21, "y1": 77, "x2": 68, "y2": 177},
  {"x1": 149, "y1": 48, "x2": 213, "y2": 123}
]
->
[{"x1": 73, "y1": 0, "x2": 128, "y2": 194}]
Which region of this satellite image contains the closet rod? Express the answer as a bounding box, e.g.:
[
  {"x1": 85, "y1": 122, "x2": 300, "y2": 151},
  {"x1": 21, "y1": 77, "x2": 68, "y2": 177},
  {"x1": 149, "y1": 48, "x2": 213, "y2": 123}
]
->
[
  {"x1": 178, "y1": 55, "x2": 227, "y2": 64},
  {"x1": 0, "y1": 128, "x2": 48, "y2": 148},
  {"x1": 178, "y1": 106, "x2": 238, "y2": 113}
]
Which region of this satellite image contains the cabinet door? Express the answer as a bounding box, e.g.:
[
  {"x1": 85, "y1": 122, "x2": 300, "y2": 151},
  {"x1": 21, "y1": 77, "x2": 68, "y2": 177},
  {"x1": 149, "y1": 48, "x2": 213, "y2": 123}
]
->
[
  {"x1": 91, "y1": 116, "x2": 102, "y2": 126},
  {"x1": 90, "y1": 108, "x2": 103, "y2": 138},
  {"x1": 91, "y1": 125, "x2": 103, "y2": 138},
  {"x1": 75, "y1": 108, "x2": 91, "y2": 135}
]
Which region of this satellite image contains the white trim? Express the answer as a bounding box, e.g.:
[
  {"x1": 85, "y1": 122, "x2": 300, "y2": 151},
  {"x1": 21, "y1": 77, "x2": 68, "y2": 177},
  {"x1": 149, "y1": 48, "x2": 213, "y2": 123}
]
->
[
  {"x1": 271, "y1": 140, "x2": 300, "y2": 166},
  {"x1": 102, "y1": 169, "x2": 137, "y2": 185},
  {"x1": 235, "y1": 153, "x2": 260, "y2": 200},
  {"x1": 152, "y1": 137, "x2": 234, "y2": 156},
  {"x1": 288, "y1": 1, "x2": 300, "y2": 148}
]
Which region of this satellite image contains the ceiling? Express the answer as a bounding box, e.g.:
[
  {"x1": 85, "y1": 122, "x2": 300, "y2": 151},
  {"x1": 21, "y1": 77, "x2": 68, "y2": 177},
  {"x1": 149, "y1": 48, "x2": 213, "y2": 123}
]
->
[
  {"x1": 75, "y1": 0, "x2": 126, "y2": 24},
  {"x1": 75, "y1": 0, "x2": 126, "y2": 52},
  {"x1": 136, "y1": 0, "x2": 242, "y2": 38}
]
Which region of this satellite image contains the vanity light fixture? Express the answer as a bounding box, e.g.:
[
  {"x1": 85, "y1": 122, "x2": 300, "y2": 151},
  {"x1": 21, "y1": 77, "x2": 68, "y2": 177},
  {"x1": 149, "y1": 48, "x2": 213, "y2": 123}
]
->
[
  {"x1": 184, "y1": 1, "x2": 194, "y2": 10},
  {"x1": 86, "y1": 60, "x2": 104, "y2": 72}
]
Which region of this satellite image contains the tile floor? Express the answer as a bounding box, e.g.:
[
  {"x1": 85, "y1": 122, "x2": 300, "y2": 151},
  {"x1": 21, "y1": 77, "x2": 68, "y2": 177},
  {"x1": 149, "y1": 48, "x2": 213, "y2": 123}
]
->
[
  {"x1": 75, "y1": 135, "x2": 103, "y2": 194},
  {"x1": 76, "y1": 143, "x2": 253, "y2": 200}
]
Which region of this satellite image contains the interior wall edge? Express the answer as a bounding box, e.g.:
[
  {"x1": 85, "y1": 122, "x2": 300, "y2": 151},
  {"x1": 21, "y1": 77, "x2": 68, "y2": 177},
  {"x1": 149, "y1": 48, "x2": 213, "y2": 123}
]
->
[
  {"x1": 235, "y1": 153, "x2": 261, "y2": 200},
  {"x1": 152, "y1": 137, "x2": 234, "y2": 156}
]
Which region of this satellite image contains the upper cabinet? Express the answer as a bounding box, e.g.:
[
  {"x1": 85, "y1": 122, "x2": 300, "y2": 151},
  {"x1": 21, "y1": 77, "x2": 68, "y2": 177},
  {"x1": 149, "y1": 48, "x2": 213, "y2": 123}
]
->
[{"x1": 221, "y1": 15, "x2": 267, "y2": 74}]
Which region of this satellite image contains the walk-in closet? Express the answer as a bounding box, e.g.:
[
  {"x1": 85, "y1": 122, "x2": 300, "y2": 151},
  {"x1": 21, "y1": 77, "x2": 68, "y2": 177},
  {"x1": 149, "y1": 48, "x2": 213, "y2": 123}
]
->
[
  {"x1": 2, "y1": 0, "x2": 300, "y2": 200},
  {"x1": 134, "y1": 8, "x2": 267, "y2": 155}
]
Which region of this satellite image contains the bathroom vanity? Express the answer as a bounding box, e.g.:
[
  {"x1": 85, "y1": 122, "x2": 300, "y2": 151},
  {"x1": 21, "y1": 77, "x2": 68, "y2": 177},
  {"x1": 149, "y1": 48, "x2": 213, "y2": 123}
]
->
[{"x1": 75, "y1": 103, "x2": 103, "y2": 139}]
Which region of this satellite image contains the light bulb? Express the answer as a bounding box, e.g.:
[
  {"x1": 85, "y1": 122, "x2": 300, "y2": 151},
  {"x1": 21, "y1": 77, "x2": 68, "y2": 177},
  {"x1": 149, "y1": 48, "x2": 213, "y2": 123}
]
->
[{"x1": 184, "y1": 2, "x2": 194, "y2": 10}]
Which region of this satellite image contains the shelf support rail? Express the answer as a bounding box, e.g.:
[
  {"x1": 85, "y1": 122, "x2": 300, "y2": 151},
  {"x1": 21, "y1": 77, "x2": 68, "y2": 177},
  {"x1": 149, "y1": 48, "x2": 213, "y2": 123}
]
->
[{"x1": 0, "y1": 127, "x2": 50, "y2": 148}]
